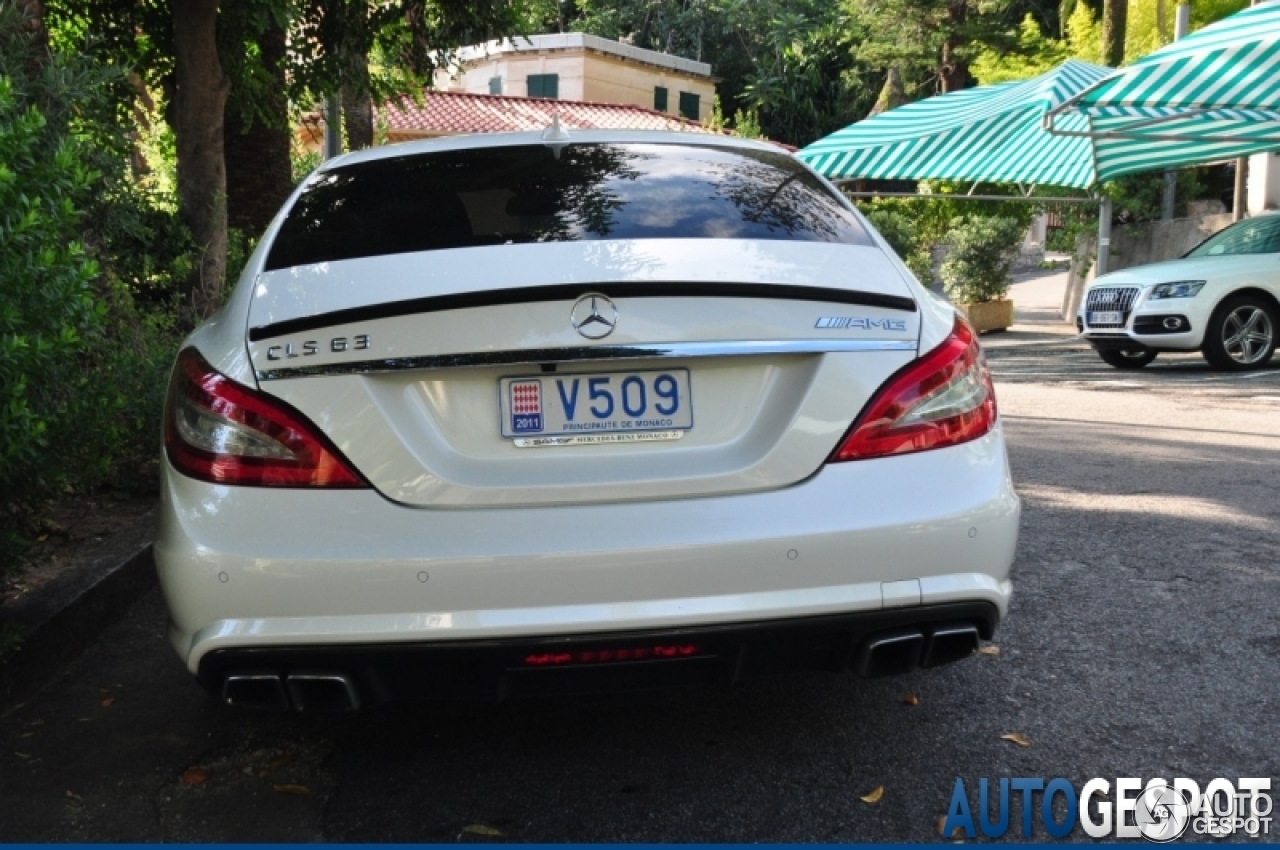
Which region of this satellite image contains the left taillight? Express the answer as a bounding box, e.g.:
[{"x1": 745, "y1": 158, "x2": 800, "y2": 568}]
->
[
  {"x1": 828, "y1": 317, "x2": 997, "y2": 462},
  {"x1": 164, "y1": 348, "x2": 367, "y2": 488}
]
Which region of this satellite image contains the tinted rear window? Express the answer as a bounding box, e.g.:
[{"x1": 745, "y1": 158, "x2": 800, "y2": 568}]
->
[{"x1": 265, "y1": 142, "x2": 870, "y2": 270}]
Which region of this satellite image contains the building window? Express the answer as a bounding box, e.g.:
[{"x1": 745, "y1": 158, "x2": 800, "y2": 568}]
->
[
  {"x1": 527, "y1": 74, "x2": 559, "y2": 99},
  {"x1": 678, "y1": 91, "x2": 700, "y2": 120},
  {"x1": 654, "y1": 86, "x2": 668, "y2": 112},
  {"x1": 488, "y1": 76, "x2": 503, "y2": 95}
]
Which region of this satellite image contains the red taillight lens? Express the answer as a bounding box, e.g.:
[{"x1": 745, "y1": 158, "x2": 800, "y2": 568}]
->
[
  {"x1": 828, "y1": 317, "x2": 997, "y2": 462},
  {"x1": 164, "y1": 348, "x2": 366, "y2": 488}
]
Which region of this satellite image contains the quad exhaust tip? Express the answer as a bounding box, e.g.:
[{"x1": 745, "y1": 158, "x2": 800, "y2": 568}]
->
[
  {"x1": 222, "y1": 670, "x2": 360, "y2": 712},
  {"x1": 854, "y1": 623, "x2": 981, "y2": 678}
]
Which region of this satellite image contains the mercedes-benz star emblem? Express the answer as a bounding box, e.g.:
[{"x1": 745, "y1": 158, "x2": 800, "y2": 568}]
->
[{"x1": 570, "y1": 293, "x2": 618, "y2": 340}]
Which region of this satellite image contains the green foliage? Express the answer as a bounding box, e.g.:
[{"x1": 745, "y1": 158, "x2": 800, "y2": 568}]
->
[
  {"x1": 735, "y1": 1, "x2": 876, "y2": 145},
  {"x1": 940, "y1": 216, "x2": 1025, "y2": 303},
  {"x1": 858, "y1": 183, "x2": 1036, "y2": 248},
  {"x1": 972, "y1": 14, "x2": 1068, "y2": 84},
  {"x1": 703, "y1": 96, "x2": 763, "y2": 139},
  {"x1": 0, "y1": 5, "x2": 181, "y2": 577},
  {"x1": 0, "y1": 58, "x2": 103, "y2": 518},
  {"x1": 852, "y1": 0, "x2": 1025, "y2": 91},
  {"x1": 862, "y1": 208, "x2": 934, "y2": 282}
]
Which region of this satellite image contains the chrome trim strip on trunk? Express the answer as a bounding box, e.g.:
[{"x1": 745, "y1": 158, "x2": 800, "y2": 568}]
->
[
  {"x1": 247, "y1": 282, "x2": 918, "y2": 342},
  {"x1": 255, "y1": 338, "x2": 918, "y2": 381}
]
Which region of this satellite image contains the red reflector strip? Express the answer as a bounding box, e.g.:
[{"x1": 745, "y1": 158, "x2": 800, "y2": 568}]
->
[{"x1": 523, "y1": 644, "x2": 702, "y2": 666}]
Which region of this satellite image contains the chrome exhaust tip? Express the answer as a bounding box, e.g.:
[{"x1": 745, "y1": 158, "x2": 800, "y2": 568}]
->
[
  {"x1": 222, "y1": 673, "x2": 290, "y2": 711},
  {"x1": 854, "y1": 630, "x2": 925, "y2": 678},
  {"x1": 285, "y1": 670, "x2": 361, "y2": 712},
  {"x1": 921, "y1": 623, "x2": 980, "y2": 668}
]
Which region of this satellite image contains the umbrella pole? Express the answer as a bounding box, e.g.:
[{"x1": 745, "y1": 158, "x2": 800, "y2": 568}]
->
[
  {"x1": 1161, "y1": 3, "x2": 1192, "y2": 221},
  {"x1": 1096, "y1": 197, "x2": 1112, "y2": 276}
]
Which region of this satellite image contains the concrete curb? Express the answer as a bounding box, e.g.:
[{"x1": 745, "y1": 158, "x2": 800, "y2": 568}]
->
[
  {"x1": 983, "y1": 335, "x2": 1088, "y2": 352},
  {"x1": 0, "y1": 508, "x2": 157, "y2": 706}
]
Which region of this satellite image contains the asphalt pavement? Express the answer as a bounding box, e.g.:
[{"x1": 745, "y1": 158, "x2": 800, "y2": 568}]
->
[{"x1": 1, "y1": 338, "x2": 1278, "y2": 842}]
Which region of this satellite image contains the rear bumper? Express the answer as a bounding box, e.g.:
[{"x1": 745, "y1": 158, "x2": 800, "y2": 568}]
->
[
  {"x1": 201, "y1": 602, "x2": 999, "y2": 708},
  {"x1": 156, "y1": 427, "x2": 1019, "y2": 676}
]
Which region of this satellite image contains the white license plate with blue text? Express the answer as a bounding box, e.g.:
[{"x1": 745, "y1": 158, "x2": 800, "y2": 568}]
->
[
  {"x1": 499, "y1": 369, "x2": 693, "y2": 447},
  {"x1": 1089, "y1": 311, "x2": 1123, "y2": 325}
]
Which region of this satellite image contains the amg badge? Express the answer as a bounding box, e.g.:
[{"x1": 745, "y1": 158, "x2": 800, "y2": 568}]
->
[{"x1": 815, "y1": 316, "x2": 908, "y2": 331}]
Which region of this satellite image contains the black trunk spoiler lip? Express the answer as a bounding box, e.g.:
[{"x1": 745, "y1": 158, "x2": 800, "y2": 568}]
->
[{"x1": 248, "y1": 281, "x2": 918, "y2": 343}]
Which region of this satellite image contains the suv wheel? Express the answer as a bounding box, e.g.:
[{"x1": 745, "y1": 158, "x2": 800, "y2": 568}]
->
[
  {"x1": 1097, "y1": 348, "x2": 1157, "y2": 369},
  {"x1": 1202, "y1": 295, "x2": 1277, "y2": 371}
]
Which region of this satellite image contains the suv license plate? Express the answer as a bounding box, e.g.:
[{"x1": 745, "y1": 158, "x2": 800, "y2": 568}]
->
[
  {"x1": 499, "y1": 369, "x2": 693, "y2": 446},
  {"x1": 1089, "y1": 311, "x2": 1123, "y2": 325}
]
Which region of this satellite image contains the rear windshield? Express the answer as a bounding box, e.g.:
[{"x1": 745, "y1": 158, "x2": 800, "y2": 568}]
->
[
  {"x1": 265, "y1": 142, "x2": 871, "y2": 270},
  {"x1": 1185, "y1": 214, "x2": 1280, "y2": 258}
]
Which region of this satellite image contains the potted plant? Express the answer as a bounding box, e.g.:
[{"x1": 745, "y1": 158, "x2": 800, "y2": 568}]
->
[{"x1": 939, "y1": 216, "x2": 1024, "y2": 333}]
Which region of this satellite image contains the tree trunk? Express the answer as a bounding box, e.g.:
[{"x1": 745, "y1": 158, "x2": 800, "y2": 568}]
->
[
  {"x1": 340, "y1": 2, "x2": 374, "y2": 150},
  {"x1": 869, "y1": 67, "x2": 906, "y2": 117},
  {"x1": 224, "y1": 22, "x2": 293, "y2": 236},
  {"x1": 171, "y1": 0, "x2": 230, "y2": 320},
  {"x1": 341, "y1": 64, "x2": 374, "y2": 150},
  {"x1": 940, "y1": 1, "x2": 969, "y2": 93},
  {"x1": 15, "y1": 0, "x2": 49, "y2": 77},
  {"x1": 1102, "y1": 0, "x2": 1127, "y2": 66}
]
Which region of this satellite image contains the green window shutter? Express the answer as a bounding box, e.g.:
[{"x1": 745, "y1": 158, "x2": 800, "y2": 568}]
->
[
  {"x1": 488, "y1": 76, "x2": 502, "y2": 96},
  {"x1": 654, "y1": 86, "x2": 668, "y2": 112},
  {"x1": 678, "y1": 91, "x2": 700, "y2": 120},
  {"x1": 527, "y1": 74, "x2": 559, "y2": 99}
]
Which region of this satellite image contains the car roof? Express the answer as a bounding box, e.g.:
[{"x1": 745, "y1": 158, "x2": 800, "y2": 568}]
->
[{"x1": 321, "y1": 129, "x2": 789, "y2": 172}]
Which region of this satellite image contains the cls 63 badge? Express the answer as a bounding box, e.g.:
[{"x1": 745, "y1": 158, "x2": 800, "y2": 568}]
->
[{"x1": 266, "y1": 334, "x2": 370, "y2": 361}]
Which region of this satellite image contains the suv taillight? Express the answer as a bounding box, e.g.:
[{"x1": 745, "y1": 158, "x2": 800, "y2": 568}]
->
[
  {"x1": 828, "y1": 317, "x2": 996, "y2": 462},
  {"x1": 164, "y1": 348, "x2": 366, "y2": 488}
]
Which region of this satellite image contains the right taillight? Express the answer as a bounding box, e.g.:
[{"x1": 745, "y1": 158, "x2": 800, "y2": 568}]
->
[
  {"x1": 828, "y1": 317, "x2": 996, "y2": 462},
  {"x1": 164, "y1": 348, "x2": 367, "y2": 488}
]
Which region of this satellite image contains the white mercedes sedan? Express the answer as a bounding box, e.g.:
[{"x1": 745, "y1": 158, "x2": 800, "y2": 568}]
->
[
  {"x1": 157, "y1": 130, "x2": 1020, "y2": 711},
  {"x1": 1079, "y1": 213, "x2": 1280, "y2": 371}
]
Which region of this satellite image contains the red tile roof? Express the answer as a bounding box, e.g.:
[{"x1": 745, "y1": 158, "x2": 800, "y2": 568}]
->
[{"x1": 378, "y1": 91, "x2": 716, "y2": 136}]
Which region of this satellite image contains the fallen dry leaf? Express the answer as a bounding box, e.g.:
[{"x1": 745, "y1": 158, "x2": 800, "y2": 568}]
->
[
  {"x1": 101, "y1": 697, "x2": 116, "y2": 708},
  {"x1": 978, "y1": 645, "x2": 1000, "y2": 656},
  {"x1": 461, "y1": 824, "x2": 504, "y2": 837},
  {"x1": 860, "y1": 785, "x2": 885, "y2": 804},
  {"x1": 181, "y1": 767, "x2": 210, "y2": 786},
  {"x1": 65, "y1": 790, "x2": 82, "y2": 802},
  {"x1": 14, "y1": 752, "x2": 32, "y2": 759},
  {"x1": 935, "y1": 815, "x2": 964, "y2": 838},
  {"x1": 274, "y1": 784, "x2": 312, "y2": 795},
  {"x1": 904, "y1": 693, "x2": 920, "y2": 706},
  {"x1": 36, "y1": 534, "x2": 48, "y2": 542},
  {"x1": 1001, "y1": 732, "x2": 1031, "y2": 747}
]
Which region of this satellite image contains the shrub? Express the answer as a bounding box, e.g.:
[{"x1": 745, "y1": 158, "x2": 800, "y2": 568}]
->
[
  {"x1": 863, "y1": 208, "x2": 934, "y2": 284},
  {"x1": 0, "y1": 7, "x2": 182, "y2": 573},
  {"x1": 0, "y1": 74, "x2": 103, "y2": 522},
  {"x1": 939, "y1": 216, "x2": 1026, "y2": 304}
]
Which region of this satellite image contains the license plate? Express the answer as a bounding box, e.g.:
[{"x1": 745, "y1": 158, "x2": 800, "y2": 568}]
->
[
  {"x1": 499, "y1": 369, "x2": 693, "y2": 446},
  {"x1": 1089, "y1": 311, "x2": 1123, "y2": 325}
]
